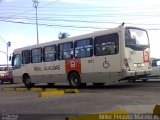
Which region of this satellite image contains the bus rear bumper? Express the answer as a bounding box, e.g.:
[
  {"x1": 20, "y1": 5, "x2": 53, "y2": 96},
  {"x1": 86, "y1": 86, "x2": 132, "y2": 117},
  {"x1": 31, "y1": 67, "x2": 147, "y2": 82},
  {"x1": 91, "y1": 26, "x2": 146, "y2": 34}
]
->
[{"x1": 122, "y1": 69, "x2": 151, "y2": 79}]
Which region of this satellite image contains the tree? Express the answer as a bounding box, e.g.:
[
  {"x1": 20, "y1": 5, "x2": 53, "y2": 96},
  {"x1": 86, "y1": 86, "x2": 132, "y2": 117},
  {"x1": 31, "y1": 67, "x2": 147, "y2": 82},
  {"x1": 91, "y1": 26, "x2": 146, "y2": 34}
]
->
[{"x1": 58, "y1": 32, "x2": 70, "y2": 39}]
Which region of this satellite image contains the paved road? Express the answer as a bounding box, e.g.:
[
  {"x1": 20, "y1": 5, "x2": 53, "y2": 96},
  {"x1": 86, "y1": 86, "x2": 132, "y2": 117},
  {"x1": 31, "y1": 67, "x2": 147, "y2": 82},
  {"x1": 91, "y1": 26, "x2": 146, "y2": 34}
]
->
[{"x1": 0, "y1": 79, "x2": 160, "y2": 120}]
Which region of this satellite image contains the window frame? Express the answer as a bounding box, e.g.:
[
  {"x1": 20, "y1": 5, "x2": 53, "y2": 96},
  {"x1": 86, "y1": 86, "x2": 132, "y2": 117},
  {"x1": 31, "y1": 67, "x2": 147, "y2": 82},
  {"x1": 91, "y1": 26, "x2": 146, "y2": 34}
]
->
[
  {"x1": 43, "y1": 45, "x2": 57, "y2": 62},
  {"x1": 58, "y1": 42, "x2": 73, "y2": 60},
  {"x1": 22, "y1": 50, "x2": 31, "y2": 64},
  {"x1": 74, "y1": 38, "x2": 93, "y2": 58},
  {"x1": 31, "y1": 47, "x2": 42, "y2": 63}
]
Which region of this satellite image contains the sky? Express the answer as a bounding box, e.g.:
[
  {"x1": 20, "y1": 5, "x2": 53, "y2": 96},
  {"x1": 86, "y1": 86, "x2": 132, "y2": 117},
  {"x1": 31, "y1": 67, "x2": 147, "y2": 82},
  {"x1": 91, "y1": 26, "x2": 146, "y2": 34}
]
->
[{"x1": 0, "y1": 0, "x2": 160, "y2": 64}]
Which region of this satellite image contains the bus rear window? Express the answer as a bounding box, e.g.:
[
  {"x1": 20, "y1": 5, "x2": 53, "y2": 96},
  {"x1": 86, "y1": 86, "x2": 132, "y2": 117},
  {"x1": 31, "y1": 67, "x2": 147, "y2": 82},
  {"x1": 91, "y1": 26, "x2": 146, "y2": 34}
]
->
[{"x1": 125, "y1": 28, "x2": 149, "y2": 50}]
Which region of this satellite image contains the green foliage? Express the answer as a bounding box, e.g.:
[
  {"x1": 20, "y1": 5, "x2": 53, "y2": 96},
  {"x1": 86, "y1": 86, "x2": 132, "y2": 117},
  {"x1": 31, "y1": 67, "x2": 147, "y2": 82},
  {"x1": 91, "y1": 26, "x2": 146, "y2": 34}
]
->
[{"x1": 58, "y1": 32, "x2": 70, "y2": 39}]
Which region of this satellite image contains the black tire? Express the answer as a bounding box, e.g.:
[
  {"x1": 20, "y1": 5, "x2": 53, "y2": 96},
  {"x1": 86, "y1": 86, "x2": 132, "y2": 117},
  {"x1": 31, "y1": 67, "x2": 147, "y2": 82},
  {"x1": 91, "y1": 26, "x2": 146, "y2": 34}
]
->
[
  {"x1": 68, "y1": 72, "x2": 82, "y2": 88},
  {"x1": 23, "y1": 75, "x2": 33, "y2": 88},
  {"x1": 93, "y1": 83, "x2": 105, "y2": 86},
  {"x1": 47, "y1": 83, "x2": 55, "y2": 87}
]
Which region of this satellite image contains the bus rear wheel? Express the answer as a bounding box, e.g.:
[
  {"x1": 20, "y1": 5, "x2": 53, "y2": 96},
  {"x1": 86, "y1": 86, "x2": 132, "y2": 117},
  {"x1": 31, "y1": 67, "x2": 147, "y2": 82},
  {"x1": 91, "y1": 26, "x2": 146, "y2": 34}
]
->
[
  {"x1": 68, "y1": 72, "x2": 82, "y2": 88},
  {"x1": 23, "y1": 75, "x2": 34, "y2": 88}
]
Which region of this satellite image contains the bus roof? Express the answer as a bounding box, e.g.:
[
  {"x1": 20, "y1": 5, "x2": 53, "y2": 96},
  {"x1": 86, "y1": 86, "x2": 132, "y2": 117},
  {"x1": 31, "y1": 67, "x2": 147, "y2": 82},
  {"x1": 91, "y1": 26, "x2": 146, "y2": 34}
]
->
[{"x1": 13, "y1": 26, "x2": 146, "y2": 53}]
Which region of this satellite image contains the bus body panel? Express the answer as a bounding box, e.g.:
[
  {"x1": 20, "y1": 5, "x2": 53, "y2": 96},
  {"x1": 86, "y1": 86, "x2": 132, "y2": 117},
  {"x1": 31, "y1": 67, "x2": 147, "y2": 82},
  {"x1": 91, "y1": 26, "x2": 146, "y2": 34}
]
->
[
  {"x1": 80, "y1": 72, "x2": 110, "y2": 83},
  {"x1": 80, "y1": 31, "x2": 122, "y2": 83},
  {"x1": 13, "y1": 61, "x2": 67, "y2": 83},
  {"x1": 125, "y1": 48, "x2": 149, "y2": 71},
  {"x1": 29, "y1": 60, "x2": 66, "y2": 83}
]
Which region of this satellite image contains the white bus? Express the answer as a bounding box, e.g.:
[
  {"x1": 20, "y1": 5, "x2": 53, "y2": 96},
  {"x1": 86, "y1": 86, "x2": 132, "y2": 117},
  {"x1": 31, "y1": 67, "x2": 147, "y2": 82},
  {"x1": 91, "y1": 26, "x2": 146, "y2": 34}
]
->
[{"x1": 11, "y1": 25, "x2": 151, "y2": 88}]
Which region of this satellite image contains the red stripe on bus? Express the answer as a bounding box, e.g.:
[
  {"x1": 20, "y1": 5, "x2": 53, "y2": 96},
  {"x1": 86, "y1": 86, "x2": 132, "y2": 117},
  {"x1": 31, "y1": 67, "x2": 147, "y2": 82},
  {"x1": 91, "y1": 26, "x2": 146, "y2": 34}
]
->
[{"x1": 65, "y1": 59, "x2": 81, "y2": 74}]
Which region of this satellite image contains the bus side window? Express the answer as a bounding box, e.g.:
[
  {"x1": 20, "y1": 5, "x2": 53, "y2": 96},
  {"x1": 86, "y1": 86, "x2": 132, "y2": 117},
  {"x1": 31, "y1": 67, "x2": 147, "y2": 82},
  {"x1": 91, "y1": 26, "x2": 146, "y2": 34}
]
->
[
  {"x1": 22, "y1": 50, "x2": 30, "y2": 64},
  {"x1": 74, "y1": 38, "x2": 93, "y2": 58},
  {"x1": 94, "y1": 33, "x2": 119, "y2": 56},
  {"x1": 58, "y1": 42, "x2": 73, "y2": 60},
  {"x1": 43, "y1": 45, "x2": 56, "y2": 62},
  {"x1": 31, "y1": 48, "x2": 42, "y2": 63}
]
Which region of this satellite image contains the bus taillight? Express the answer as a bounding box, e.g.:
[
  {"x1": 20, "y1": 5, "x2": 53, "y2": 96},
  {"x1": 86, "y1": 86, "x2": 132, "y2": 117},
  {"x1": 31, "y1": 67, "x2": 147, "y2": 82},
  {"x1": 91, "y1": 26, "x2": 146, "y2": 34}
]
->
[
  {"x1": 124, "y1": 58, "x2": 130, "y2": 70},
  {"x1": 143, "y1": 50, "x2": 149, "y2": 62}
]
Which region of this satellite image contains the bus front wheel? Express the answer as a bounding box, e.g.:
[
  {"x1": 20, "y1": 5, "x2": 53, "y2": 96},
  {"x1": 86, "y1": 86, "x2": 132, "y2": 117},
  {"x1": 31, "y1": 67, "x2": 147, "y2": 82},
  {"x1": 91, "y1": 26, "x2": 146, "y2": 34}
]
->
[
  {"x1": 23, "y1": 75, "x2": 34, "y2": 88},
  {"x1": 68, "y1": 72, "x2": 81, "y2": 88}
]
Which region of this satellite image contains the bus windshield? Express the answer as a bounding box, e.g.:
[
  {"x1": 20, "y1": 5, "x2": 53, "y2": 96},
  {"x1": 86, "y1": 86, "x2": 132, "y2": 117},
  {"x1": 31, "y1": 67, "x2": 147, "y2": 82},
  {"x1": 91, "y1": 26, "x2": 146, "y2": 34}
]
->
[{"x1": 125, "y1": 28, "x2": 149, "y2": 50}]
